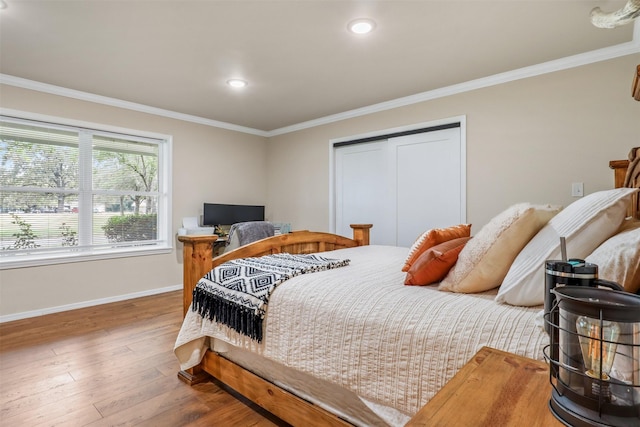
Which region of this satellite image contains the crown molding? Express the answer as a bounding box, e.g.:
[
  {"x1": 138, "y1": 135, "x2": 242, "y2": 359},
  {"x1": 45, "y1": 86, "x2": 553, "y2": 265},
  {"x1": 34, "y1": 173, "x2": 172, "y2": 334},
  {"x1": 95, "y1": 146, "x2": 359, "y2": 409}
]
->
[
  {"x1": 0, "y1": 74, "x2": 269, "y2": 137},
  {"x1": 1, "y1": 31, "x2": 639, "y2": 139},
  {"x1": 267, "y1": 36, "x2": 640, "y2": 137}
]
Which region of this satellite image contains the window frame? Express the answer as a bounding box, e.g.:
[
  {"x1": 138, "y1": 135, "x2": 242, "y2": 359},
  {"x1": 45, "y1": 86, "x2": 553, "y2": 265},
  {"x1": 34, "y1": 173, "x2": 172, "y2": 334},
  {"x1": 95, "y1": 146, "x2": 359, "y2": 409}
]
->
[{"x1": 0, "y1": 108, "x2": 172, "y2": 269}]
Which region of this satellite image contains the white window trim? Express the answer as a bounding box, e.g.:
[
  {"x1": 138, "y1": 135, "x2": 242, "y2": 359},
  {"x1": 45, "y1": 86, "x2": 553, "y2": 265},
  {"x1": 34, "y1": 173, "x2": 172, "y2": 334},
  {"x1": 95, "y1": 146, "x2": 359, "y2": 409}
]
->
[{"x1": 0, "y1": 108, "x2": 173, "y2": 270}]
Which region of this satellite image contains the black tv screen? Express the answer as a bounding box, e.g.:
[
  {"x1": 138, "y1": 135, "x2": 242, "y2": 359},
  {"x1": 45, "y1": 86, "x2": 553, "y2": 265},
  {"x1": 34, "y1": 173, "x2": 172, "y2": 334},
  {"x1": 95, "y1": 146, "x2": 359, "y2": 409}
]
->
[{"x1": 202, "y1": 203, "x2": 265, "y2": 226}]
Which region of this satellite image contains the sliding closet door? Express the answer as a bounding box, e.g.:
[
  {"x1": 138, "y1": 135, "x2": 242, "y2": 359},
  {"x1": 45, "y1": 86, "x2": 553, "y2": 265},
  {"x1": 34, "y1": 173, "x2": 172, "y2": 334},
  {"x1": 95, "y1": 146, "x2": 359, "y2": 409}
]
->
[
  {"x1": 334, "y1": 125, "x2": 464, "y2": 247},
  {"x1": 391, "y1": 127, "x2": 462, "y2": 247},
  {"x1": 334, "y1": 140, "x2": 396, "y2": 245}
]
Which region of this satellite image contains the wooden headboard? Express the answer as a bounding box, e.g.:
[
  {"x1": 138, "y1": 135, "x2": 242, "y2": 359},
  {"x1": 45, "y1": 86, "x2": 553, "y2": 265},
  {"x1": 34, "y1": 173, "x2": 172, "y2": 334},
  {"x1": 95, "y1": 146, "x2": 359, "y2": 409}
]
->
[
  {"x1": 610, "y1": 146, "x2": 640, "y2": 219},
  {"x1": 633, "y1": 64, "x2": 640, "y2": 101}
]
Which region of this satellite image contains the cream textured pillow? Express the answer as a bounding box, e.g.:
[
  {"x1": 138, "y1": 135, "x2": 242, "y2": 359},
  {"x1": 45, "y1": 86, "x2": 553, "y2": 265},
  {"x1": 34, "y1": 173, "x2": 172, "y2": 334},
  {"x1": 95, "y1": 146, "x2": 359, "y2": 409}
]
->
[
  {"x1": 439, "y1": 203, "x2": 560, "y2": 293},
  {"x1": 586, "y1": 219, "x2": 640, "y2": 294},
  {"x1": 496, "y1": 188, "x2": 639, "y2": 306}
]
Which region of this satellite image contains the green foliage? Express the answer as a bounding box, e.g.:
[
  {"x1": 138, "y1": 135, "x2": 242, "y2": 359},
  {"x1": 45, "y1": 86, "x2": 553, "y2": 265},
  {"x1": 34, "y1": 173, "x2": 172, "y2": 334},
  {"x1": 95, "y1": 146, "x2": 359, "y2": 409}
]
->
[
  {"x1": 4, "y1": 213, "x2": 40, "y2": 250},
  {"x1": 1, "y1": 138, "x2": 79, "y2": 211},
  {"x1": 59, "y1": 222, "x2": 78, "y2": 247},
  {"x1": 102, "y1": 214, "x2": 157, "y2": 243}
]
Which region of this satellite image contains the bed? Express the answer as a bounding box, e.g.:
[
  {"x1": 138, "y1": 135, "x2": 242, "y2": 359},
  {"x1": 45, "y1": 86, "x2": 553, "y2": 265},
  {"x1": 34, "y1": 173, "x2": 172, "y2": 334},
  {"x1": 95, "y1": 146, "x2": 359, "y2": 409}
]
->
[{"x1": 175, "y1": 152, "x2": 640, "y2": 426}]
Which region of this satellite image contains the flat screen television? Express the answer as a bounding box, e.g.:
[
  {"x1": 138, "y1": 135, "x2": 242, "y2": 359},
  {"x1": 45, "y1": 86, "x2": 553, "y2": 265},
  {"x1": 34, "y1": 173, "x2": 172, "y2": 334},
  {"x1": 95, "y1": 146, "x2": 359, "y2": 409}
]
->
[{"x1": 202, "y1": 203, "x2": 265, "y2": 226}]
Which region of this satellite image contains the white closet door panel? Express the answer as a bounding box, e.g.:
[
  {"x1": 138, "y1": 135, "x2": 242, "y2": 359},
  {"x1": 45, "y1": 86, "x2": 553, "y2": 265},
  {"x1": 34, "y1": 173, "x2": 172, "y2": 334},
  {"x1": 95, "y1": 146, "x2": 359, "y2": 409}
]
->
[
  {"x1": 334, "y1": 122, "x2": 464, "y2": 248},
  {"x1": 391, "y1": 128, "x2": 462, "y2": 247},
  {"x1": 334, "y1": 141, "x2": 395, "y2": 245}
]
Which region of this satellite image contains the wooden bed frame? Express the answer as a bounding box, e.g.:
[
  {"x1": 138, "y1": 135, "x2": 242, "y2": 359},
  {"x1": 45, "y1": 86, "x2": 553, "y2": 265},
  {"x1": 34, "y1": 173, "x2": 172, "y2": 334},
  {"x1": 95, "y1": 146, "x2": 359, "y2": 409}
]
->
[
  {"x1": 177, "y1": 155, "x2": 637, "y2": 426},
  {"x1": 610, "y1": 147, "x2": 639, "y2": 220},
  {"x1": 178, "y1": 224, "x2": 372, "y2": 426}
]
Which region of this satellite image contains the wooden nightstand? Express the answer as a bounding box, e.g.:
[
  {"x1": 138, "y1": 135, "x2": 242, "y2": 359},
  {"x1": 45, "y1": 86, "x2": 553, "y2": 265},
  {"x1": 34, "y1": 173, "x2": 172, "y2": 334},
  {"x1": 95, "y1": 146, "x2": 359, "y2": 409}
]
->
[{"x1": 406, "y1": 346, "x2": 563, "y2": 426}]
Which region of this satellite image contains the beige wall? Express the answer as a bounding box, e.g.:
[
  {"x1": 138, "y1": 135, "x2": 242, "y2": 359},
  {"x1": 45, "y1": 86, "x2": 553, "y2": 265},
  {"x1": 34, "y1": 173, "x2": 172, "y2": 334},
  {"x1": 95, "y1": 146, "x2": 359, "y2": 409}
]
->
[
  {"x1": 0, "y1": 85, "x2": 268, "y2": 317},
  {"x1": 2, "y1": 54, "x2": 639, "y2": 318},
  {"x1": 266, "y1": 54, "x2": 640, "y2": 238}
]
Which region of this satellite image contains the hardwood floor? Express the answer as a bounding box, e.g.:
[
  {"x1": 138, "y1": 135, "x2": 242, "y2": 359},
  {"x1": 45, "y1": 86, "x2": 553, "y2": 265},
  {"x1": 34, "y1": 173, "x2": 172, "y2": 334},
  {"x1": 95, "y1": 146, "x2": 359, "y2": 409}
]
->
[{"x1": 0, "y1": 291, "x2": 289, "y2": 427}]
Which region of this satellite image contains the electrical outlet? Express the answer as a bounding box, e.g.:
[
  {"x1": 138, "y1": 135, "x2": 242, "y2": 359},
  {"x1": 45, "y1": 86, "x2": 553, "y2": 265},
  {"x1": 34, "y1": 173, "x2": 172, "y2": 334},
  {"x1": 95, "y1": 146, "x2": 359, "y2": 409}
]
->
[{"x1": 571, "y1": 182, "x2": 584, "y2": 197}]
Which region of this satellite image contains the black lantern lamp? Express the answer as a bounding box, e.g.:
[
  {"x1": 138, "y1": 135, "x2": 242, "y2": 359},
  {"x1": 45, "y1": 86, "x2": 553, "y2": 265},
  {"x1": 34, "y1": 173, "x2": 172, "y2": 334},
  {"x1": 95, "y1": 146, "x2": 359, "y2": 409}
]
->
[{"x1": 546, "y1": 285, "x2": 640, "y2": 426}]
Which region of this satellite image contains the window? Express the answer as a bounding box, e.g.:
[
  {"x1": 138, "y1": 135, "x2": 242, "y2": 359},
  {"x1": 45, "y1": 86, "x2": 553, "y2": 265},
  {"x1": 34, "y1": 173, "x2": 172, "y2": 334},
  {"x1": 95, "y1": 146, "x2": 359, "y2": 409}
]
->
[{"x1": 0, "y1": 114, "x2": 172, "y2": 268}]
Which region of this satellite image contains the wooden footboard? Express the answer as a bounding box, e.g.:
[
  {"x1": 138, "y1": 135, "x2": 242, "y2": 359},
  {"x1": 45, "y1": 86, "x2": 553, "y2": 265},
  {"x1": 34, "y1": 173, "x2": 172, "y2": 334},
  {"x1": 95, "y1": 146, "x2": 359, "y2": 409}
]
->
[
  {"x1": 178, "y1": 224, "x2": 371, "y2": 316},
  {"x1": 177, "y1": 224, "x2": 371, "y2": 426}
]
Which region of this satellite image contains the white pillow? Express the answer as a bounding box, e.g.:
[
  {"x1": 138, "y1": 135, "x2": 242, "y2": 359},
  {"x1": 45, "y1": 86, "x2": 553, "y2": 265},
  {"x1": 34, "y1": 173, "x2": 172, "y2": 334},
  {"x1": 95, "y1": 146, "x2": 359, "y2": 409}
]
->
[
  {"x1": 439, "y1": 203, "x2": 560, "y2": 293},
  {"x1": 586, "y1": 219, "x2": 640, "y2": 294},
  {"x1": 495, "y1": 188, "x2": 639, "y2": 306}
]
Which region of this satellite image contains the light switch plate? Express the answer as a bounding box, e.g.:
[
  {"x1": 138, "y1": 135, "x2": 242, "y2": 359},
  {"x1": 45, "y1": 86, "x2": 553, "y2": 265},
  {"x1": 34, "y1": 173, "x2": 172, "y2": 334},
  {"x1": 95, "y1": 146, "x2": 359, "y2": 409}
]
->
[{"x1": 571, "y1": 182, "x2": 584, "y2": 197}]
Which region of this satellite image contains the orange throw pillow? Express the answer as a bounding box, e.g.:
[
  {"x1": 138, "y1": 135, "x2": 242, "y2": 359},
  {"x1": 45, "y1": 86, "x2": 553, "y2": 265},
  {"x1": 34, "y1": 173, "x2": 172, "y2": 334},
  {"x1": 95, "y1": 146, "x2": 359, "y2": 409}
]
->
[
  {"x1": 405, "y1": 237, "x2": 471, "y2": 286},
  {"x1": 402, "y1": 224, "x2": 471, "y2": 272}
]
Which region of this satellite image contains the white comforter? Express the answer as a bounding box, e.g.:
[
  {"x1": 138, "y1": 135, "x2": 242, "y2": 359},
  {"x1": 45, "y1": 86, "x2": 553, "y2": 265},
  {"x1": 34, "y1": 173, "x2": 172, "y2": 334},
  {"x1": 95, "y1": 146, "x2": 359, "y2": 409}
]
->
[{"x1": 174, "y1": 245, "x2": 548, "y2": 417}]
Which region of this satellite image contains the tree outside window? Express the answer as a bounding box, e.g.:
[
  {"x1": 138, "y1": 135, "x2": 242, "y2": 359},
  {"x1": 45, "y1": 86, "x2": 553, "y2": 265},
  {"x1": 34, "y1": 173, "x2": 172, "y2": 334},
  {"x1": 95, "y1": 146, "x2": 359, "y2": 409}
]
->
[{"x1": 0, "y1": 117, "x2": 165, "y2": 260}]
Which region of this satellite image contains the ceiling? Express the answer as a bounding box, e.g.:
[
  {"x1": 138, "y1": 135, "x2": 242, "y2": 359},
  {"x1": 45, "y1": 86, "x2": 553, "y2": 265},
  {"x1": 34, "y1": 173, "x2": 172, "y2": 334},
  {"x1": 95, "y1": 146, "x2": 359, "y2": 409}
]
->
[{"x1": 0, "y1": 1, "x2": 636, "y2": 133}]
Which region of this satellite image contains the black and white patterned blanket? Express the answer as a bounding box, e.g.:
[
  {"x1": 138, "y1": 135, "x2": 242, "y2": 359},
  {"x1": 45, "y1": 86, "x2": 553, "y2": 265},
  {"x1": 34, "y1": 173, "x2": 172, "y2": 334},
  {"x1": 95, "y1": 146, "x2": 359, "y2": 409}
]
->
[{"x1": 192, "y1": 253, "x2": 350, "y2": 342}]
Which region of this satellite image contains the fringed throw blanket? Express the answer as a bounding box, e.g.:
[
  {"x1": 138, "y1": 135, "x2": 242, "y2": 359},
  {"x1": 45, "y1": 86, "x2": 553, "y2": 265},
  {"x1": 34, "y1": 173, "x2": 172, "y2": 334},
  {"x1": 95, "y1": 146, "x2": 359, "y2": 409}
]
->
[{"x1": 192, "y1": 253, "x2": 350, "y2": 342}]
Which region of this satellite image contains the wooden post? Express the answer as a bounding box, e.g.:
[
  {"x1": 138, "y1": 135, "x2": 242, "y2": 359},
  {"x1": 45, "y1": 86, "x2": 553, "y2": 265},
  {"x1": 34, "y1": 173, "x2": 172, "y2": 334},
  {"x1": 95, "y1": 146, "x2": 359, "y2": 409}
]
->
[
  {"x1": 350, "y1": 224, "x2": 372, "y2": 246},
  {"x1": 177, "y1": 234, "x2": 218, "y2": 386},
  {"x1": 609, "y1": 159, "x2": 629, "y2": 189},
  {"x1": 177, "y1": 234, "x2": 218, "y2": 316},
  {"x1": 610, "y1": 159, "x2": 636, "y2": 219}
]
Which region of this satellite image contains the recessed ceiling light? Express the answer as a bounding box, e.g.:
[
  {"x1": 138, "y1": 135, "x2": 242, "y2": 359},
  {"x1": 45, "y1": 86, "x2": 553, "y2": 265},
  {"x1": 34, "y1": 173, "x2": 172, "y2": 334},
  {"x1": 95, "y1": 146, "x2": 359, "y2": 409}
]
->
[
  {"x1": 348, "y1": 18, "x2": 376, "y2": 35},
  {"x1": 0, "y1": 1, "x2": 8, "y2": 10},
  {"x1": 227, "y1": 79, "x2": 248, "y2": 88}
]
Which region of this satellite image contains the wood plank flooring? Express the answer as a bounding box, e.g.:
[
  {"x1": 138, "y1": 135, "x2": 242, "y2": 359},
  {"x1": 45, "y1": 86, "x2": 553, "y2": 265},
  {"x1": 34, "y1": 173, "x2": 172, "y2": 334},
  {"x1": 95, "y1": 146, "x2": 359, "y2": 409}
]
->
[{"x1": 0, "y1": 291, "x2": 289, "y2": 427}]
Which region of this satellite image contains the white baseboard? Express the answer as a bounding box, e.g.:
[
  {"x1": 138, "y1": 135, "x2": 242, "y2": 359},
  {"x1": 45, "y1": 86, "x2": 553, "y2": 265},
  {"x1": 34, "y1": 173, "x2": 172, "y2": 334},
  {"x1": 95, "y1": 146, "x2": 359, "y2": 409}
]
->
[{"x1": 0, "y1": 284, "x2": 182, "y2": 323}]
